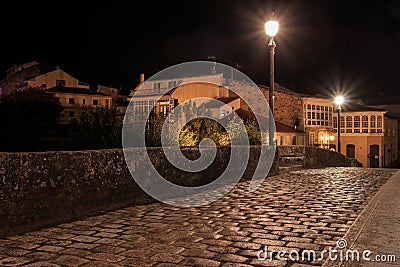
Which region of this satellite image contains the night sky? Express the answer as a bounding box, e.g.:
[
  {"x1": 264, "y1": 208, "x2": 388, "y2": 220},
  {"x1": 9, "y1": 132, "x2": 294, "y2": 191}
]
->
[{"x1": 1, "y1": 0, "x2": 400, "y2": 100}]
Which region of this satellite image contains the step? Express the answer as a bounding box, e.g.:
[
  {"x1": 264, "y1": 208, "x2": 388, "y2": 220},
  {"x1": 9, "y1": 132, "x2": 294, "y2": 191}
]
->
[
  {"x1": 279, "y1": 164, "x2": 304, "y2": 173},
  {"x1": 279, "y1": 156, "x2": 304, "y2": 166}
]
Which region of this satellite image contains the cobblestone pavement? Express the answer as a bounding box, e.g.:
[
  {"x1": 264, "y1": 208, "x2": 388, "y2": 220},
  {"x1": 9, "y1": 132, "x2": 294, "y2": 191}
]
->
[{"x1": 0, "y1": 167, "x2": 397, "y2": 267}]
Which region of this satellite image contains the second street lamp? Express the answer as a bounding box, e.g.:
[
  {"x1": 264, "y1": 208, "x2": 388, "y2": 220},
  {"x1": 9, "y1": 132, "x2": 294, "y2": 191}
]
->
[
  {"x1": 335, "y1": 95, "x2": 344, "y2": 153},
  {"x1": 265, "y1": 16, "x2": 279, "y2": 147}
]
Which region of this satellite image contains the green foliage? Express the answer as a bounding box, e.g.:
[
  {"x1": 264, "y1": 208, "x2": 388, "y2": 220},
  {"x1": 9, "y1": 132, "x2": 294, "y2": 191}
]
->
[
  {"x1": 144, "y1": 100, "x2": 263, "y2": 147},
  {"x1": 179, "y1": 117, "x2": 227, "y2": 147},
  {"x1": 0, "y1": 88, "x2": 63, "y2": 151},
  {"x1": 244, "y1": 119, "x2": 263, "y2": 145},
  {"x1": 70, "y1": 106, "x2": 122, "y2": 149}
]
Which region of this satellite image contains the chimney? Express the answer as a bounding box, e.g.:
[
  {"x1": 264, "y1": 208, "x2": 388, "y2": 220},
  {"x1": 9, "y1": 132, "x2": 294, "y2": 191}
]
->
[{"x1": 140, "y1": 73, "x2": 145, "y2": 84}]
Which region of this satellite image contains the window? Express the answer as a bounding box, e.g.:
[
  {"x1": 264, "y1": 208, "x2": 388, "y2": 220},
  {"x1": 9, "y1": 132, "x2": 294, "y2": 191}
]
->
[
  {"x1": 346, "y1": 116, "x2": 352, "y2": 133},
  {"x1": 307, "y1": 104, "x2": 311, "y2": 110},
  {"x1": 370, "y1": 115, "x2": 376, "y2": 133},
  {"x1": 307, "y1": 112, "x2": 311, "y2": 119},
  {"x1": 354, "y1": 116, "x2": 360, "y2": 133},
  {"x1": 168, "y1": 81, "x2": 177, "y2": 89},
  {"x1": 362, "y1": 116, "x2": 368, "y2": 133},
  {"x1": 105, "y1": 99, "x2": 109, "y2": 108},
  {"x1": 333, "y1": 116, "x2": 337, "y2": 128},
  {"x1": 68, "y1": 111, "x2": 74, "y2": 117},
  {"x1": 41, "y1": 83, "x2": 46, "y2": 89},
  {"x1": 56, "y1": 80, "x2": 66, "y2": 87},
  {"x1": 93, "y1": 99, "x2": 99, "y2": 105},
  {"x1": 309, "y1": 132, "x2": 315, "y2": 145},
  {"x1": 221, "y1": 110, "x2": 226, "y2": 117},
  {"x1": 153, "y1": 82, "x2": 161, "y2": 93},
  {"x1": 82, "y1": 99, "x2": 86, "y2": 105},
  {"x1": 340, "y1": 116, "x2": 345, "y2": 133},
  {"x1": 68, "y1": 98, "x2": 75, "y2": 104},
  {"x1": 377, "y1": 116, "x2": 383, "y2": 133}
]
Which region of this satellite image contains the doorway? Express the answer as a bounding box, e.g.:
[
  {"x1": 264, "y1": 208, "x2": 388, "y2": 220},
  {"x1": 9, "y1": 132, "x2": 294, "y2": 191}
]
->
[
  {"x1": 369, "y1": 144, "x2": 379, "y2": 168},
  {"x1": 346, "y1": 144, "x2": 355, "y2": 158}
]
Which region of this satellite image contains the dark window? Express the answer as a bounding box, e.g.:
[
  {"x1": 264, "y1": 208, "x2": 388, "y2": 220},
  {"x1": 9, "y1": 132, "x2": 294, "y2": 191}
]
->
[
  {"x1": 69, "y1": 98, "x2": 75, "y2": 104},
  {"x1": 93, "y1": 99, "x2": 98, "y2": 105},
  {"x1": 82, "y1": 99, "x2": 86, "y2": 105},
  {"x1": 56, "y1": 80, "x2": 66, "y2": 87},
  {"x1": 153, "y1": 82, "x2": 161, "y2": 93},
  {"x1": 68, "y1": 111, "x2": 74, "y2": 117}
]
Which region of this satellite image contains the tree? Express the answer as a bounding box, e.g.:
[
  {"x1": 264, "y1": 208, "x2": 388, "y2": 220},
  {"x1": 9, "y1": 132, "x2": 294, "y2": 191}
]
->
[
  {"x1": 0, "y1": 88, "x2": 63, "y2": 151},
  {"x1": 70, "y1": 106, "x2": 123, "y2": 149}
]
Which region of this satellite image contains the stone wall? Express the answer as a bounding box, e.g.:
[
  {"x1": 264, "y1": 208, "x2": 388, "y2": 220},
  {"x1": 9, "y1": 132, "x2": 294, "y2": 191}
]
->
[
  {"x1": 277, "y1": 145, "x2": 363, "y2": 168},
  {"x1": 0, "y1": 146, "x2": 278, "y2": 237},
  {"x1": 0, "y1": 146, "x2": 360, "y2": 237},
  {"x1": 259, "y1": 83, "x2": 309, "y2": 130}
]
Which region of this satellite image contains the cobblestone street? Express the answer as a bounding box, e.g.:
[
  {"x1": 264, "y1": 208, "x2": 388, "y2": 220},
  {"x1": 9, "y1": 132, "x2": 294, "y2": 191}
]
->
[{"x1": 0, "y1": 167, "x2": 397, "y2": 267}]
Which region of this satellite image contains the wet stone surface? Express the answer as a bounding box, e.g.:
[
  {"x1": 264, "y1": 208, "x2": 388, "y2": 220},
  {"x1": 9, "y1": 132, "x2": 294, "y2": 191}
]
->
[{"x1": 0, "y1": 167, "x2": 397, "y2": 266}]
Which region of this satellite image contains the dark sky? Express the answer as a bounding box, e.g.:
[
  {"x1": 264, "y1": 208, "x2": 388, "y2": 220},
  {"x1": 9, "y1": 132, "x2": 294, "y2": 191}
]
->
[{"x1": 1, "y1": 0, "x2": 400, "y2": 99}]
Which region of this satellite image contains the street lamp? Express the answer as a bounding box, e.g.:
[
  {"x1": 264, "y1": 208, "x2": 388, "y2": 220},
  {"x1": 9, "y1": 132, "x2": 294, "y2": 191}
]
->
[
  {"x1": 335, "y1": 95, "x2": 344, "y2": 153},
  {"x1": 265, "y1": 16, "x2": 279, "y2": 146}
]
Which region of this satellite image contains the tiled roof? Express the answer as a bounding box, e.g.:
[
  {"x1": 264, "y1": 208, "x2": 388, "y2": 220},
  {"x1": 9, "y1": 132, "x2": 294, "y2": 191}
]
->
[
  {"x1": 221, "y1": 108, "x2": 304, "y2": 133},
  {"x1": 46, "y1": 86, "x2": 110, "y2": 96},
  {"x1": 204, "y1": 97, "x2": 239, "y2": 108}
]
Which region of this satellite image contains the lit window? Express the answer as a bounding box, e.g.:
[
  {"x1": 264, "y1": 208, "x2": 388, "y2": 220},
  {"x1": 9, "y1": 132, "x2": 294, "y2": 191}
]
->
[
  {"x1": 362, "y1": 116, "x2": 368, "y2": 133},
  {"x1": 346, "y1": 116, "x2": 352, "y2": 133},
  {"x1": 221, "y1": 110, "x2": 226, "y2": 117},
  {"x1": 377, "y1": 116, "x2": 383, "y2": 133},
  {"x1": 340, "y1": 116, "x2": 345, "y2": 133},
  {"x1": 354, "y1": 116, "x2": 360, "y2": 133},
  {"x1": 370, "y1": 115, "x2": 376, "y2": 133}
]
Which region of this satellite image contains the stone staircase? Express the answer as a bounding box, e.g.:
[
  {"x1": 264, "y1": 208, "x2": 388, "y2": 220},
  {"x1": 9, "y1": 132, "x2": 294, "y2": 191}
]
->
[
  {"x1": 277, "y1": 146, "x2": 305, "y2": 173},
  {"x1": 276, "y1": 145, "x2": 362, "y2": 174}
]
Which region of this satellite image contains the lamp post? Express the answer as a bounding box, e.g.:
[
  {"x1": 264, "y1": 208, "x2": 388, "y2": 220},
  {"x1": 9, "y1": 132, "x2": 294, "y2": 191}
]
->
[
  {"x1": 335, "y1": 95, "x2": 344, "y2": 153},
  {"x1": 265, "y1": 16, "x2": 279, "y2": 146}
]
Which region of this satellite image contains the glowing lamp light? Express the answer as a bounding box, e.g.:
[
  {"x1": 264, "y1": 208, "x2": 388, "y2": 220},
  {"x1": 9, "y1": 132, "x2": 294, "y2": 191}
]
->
[
  {"x1": 335, "y1": 96, "x2": 344, "y2": 105},
  {"x1": 329, "y1": 135, "x2": 334, "y2": 141},
  {"x1": 265, "y1": 20, "x2": 279, "y2": 37}
]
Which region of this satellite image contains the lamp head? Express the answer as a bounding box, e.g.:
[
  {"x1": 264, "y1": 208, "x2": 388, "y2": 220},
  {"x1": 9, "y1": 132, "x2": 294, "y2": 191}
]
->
[
  {"x1": 265, "y1": 20, "x2": 279, "y2": 37},
  {"x1": 335, "y1": 95, "x2": 344, "y2": 105}
]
